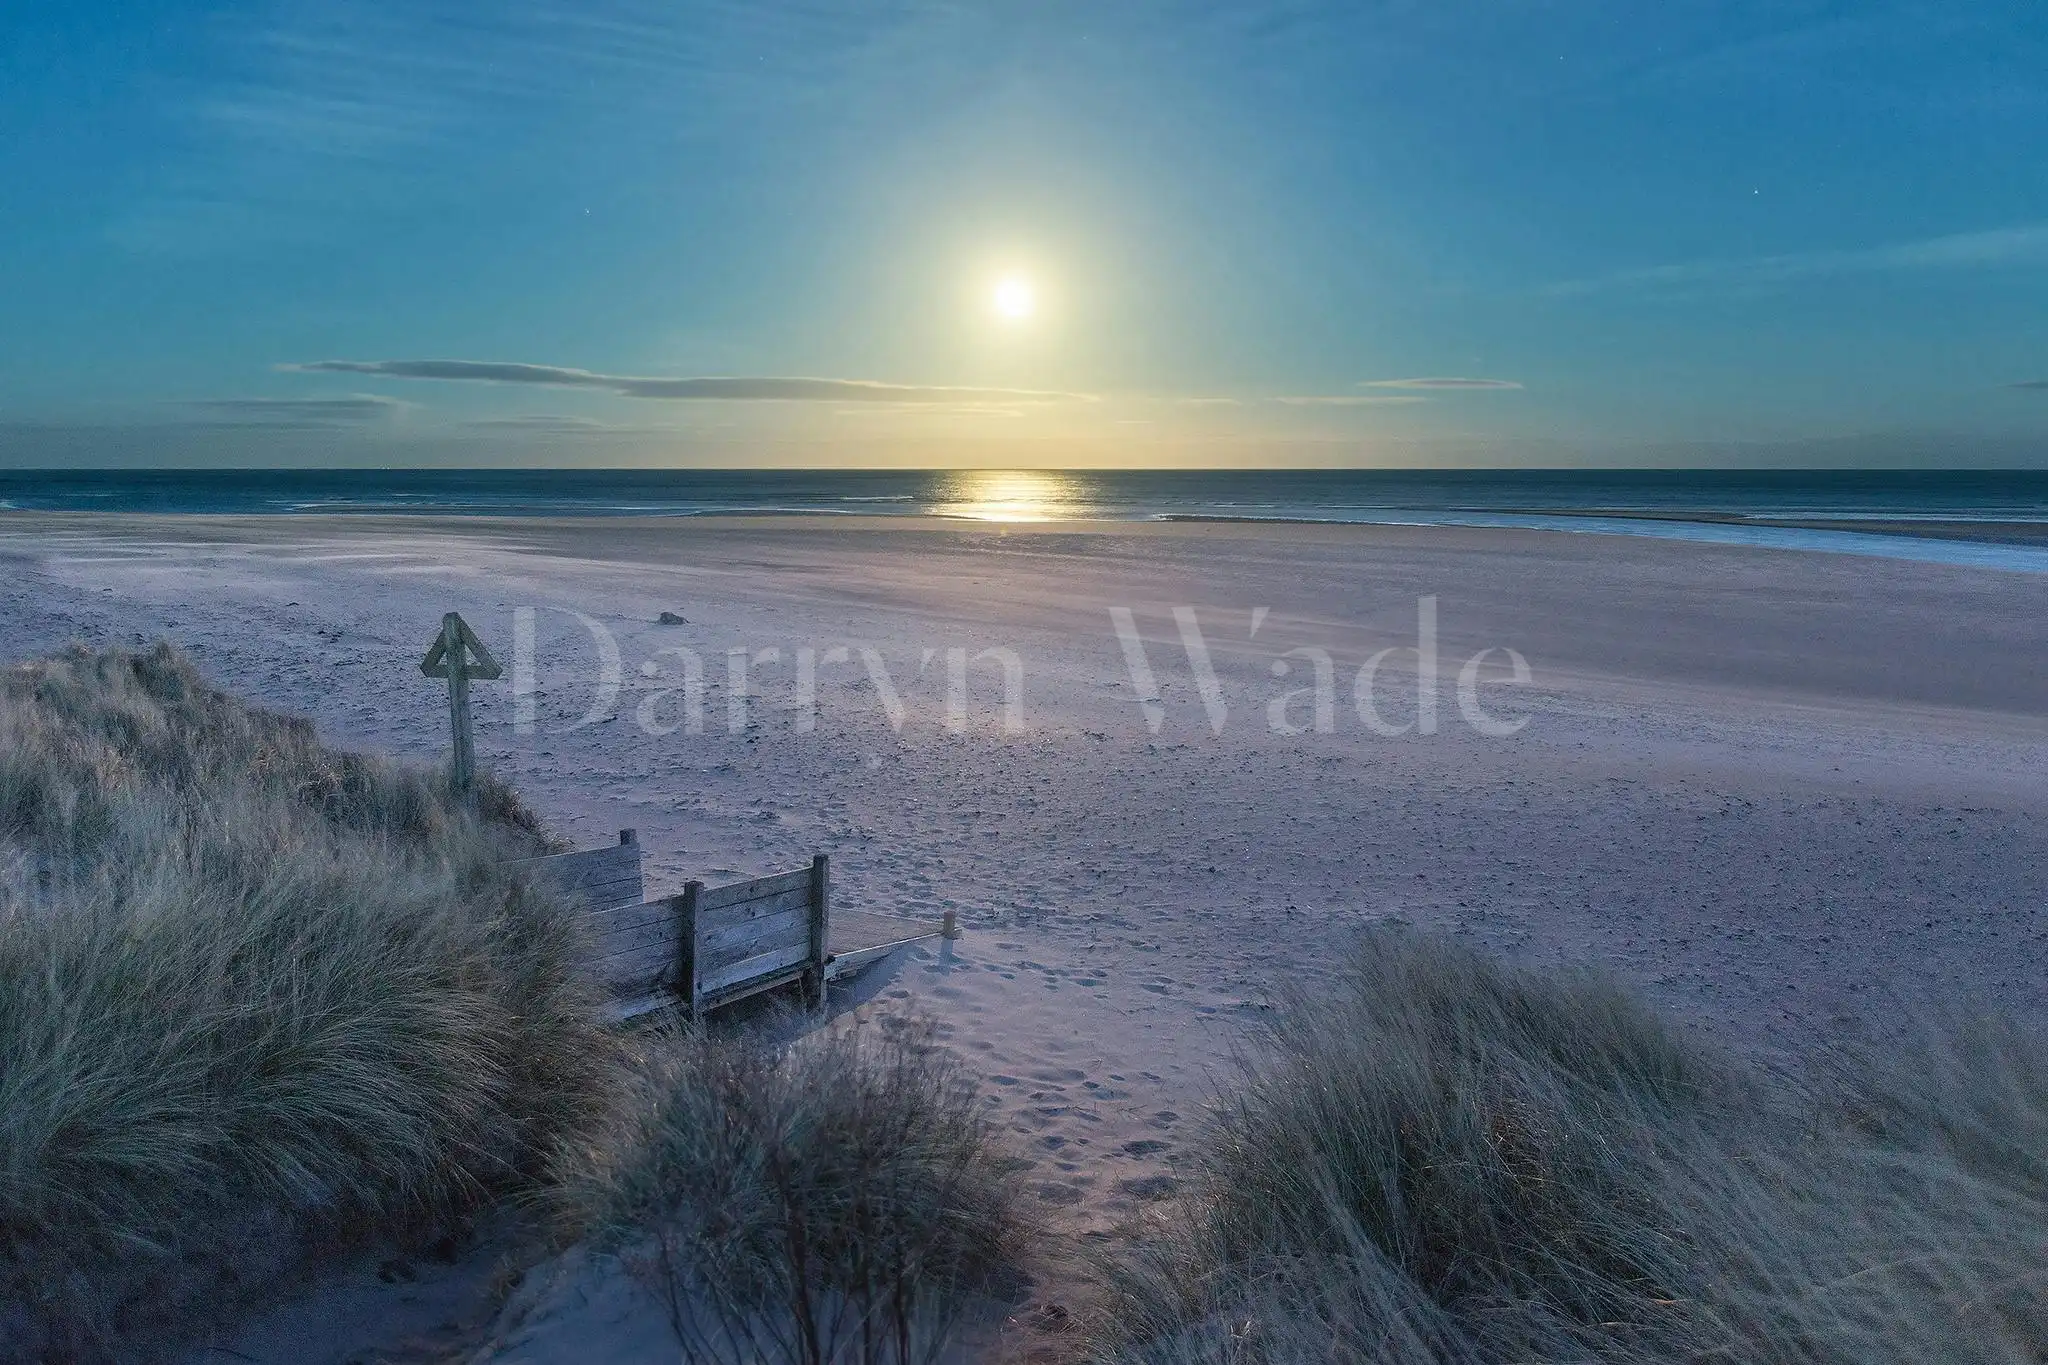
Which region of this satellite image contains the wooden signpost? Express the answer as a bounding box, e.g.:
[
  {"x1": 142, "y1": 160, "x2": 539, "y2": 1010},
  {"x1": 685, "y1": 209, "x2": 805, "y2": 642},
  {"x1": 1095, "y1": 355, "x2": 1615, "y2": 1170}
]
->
[{"x1": 420, "y1": 611, "x2": 502, "y2": 791}]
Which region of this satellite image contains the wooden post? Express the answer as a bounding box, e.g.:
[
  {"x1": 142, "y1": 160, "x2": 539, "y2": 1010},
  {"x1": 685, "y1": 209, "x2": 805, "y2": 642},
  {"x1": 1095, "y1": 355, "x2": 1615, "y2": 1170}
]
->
[
  {"x1": 804, "y1": 854, "x2": 830, "y2": 1012},
  {"x1": 679, "y1": 880, "x2": 704, "y2": 1020},
  {"x1": 442, "y1": 614, "x2": 474, "y2": 790},
  {"x1": 941, "y1": 909, "x2": 961, "y2": 940},
  {"x1": 419, "y1": 611, "x2": 502, "y2": 793}
]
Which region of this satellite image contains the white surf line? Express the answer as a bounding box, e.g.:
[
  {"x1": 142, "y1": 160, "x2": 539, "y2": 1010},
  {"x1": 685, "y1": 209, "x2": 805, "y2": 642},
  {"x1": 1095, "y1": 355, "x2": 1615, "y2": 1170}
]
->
[
  {"x1": 18, "y1": 543, "x2": 243, "y2": 563},
  {"x1": 1306, "y1": 510, "x2": 2048, "y2": 576},
  {"x1": 269, "y1": 551, "x2": 419, "y2": 564},
  {"x1": 44, "y1": 554, "x2": 179, "y2": 564},
  {"x1": 0, "y1": 537, "x2": 173, "y2": 555},
  {"x1": 41, "y1": 545, "x2": 432, "y2": 573}
]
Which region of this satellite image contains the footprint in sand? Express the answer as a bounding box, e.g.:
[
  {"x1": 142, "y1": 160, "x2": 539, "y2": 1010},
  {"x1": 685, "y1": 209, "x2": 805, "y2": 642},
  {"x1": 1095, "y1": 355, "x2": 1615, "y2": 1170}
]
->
[
  {"x1": 1115, "y1": 1175, "x2": 1180, "y2": 1201},
  {"x1": 1032, "y1": 1181, "x2": 1086, "y2": 1206}
]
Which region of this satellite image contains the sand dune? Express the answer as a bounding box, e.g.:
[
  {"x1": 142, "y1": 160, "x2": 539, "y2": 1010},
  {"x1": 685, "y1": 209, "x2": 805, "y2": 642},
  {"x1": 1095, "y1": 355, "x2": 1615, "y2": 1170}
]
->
[{"x1": 5, "y1": 512, "x2": 2048, "y2": 1358}]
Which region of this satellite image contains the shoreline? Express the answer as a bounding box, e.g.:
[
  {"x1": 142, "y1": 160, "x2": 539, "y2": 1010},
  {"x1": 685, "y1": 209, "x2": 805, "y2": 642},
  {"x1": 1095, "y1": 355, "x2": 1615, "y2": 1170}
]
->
[
  {"x1": 1162, "y1": 508, "x2": 2048, "y2": 546},
  {"x1": 1502, "y1": 508, "x2": 2048, "y2": 547},
  {"x1": 17, "y1": 502, "x2": 2048, "y2": 544}
]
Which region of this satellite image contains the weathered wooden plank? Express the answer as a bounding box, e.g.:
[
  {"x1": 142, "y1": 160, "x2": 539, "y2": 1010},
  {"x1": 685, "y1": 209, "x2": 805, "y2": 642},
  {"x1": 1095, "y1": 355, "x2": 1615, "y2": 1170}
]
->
[
  {"x1": 556, "y1": 863, "x2": 641, "y2": 903},
  {"x1": 504, "y1": 850, "x2": 572, "y2": 886},
  {"x1": 700, "y1": 963, "x2": 808, "y2": 1008},
  {"x1": 701, "y1": 919, "x2": 807, "y2": 973},
  {"x1": 584, "y1": 895, "x2": 682, "y2": 938},
  {"x1": 827, "y1": 909, "x2": 941, "y2": 956},
  {"x1": 511, "y1": 842, "x2": 644, "y2": 906},
  {"x1": 595, "y1": 924, "x2": 672, "y2": 970},
  {"x1": 559, "y1": 866, "x2": 640, "y2": 891},
  {"x1": 698, "y1": 904, "x2": 807, "y2": 956},
  {"x1": 596, "y1": 937, "x2": 677, "y2": 990},
  {"x1": 533, "y1": 845, "x2": 633, "y2": 876},
  {"x1": 596, "y1": 962, "x2": 669, "y2": 998},
  {"x1": 698, "y1": 940, "x2": 810, "y2": 995},
  {"x1": 699, "y1": 884, "x2": 814, "y2": 926},
  {"x1": 679, "y1": 880, "x2": 704, "y2": 1019},
  {"x1": 605, "y1": 990, "x2": 676, "y2": 1024},
  {"x1": 697, "y1": 867, "x2": 811, "y2": 911},
  {"x1": 827, "y1": 936, "x2": 934, "y2": 980},
  {"x1": 593, "y1": 912, "x2": 682, "y2": 960},
  {"x1": 571, "y1": 877, "x2": 647, "y2": 911},
  {"x1": 804, "y1": 854, "x2": 830, "y2": 1012}
]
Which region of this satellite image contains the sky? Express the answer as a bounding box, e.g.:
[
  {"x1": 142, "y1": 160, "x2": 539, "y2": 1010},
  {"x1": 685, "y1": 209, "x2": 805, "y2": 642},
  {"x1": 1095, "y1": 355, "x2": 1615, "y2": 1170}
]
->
[{"x1": 1, "y1": 0, "x2": 2045, "y2": 469}]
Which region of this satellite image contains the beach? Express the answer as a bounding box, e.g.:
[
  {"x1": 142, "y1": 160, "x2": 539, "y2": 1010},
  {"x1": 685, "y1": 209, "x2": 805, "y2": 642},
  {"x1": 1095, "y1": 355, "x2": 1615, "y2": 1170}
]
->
[{"x1": 8, "y1": 511, "x2": 2048, "y2": 1353}]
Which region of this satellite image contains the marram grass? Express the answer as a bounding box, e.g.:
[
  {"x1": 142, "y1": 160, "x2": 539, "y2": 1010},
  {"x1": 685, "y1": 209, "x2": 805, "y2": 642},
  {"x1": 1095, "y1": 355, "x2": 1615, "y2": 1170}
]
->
[
  {"x1": 1090, "y1": 928, "x2": 2048, "y2": 1365},
  {"x1": 0, "y1": 643, "x2": 610, "y2": 1359},
  {"x1": 7, "y1": 643, "x2": 2048, "y2": 1365}
]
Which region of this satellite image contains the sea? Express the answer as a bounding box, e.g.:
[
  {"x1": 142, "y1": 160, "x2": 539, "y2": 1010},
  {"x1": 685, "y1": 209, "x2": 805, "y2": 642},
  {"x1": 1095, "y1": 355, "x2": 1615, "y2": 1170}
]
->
[{"x1": 7, "y1": 467, "x2": 2048, "y2": 572}]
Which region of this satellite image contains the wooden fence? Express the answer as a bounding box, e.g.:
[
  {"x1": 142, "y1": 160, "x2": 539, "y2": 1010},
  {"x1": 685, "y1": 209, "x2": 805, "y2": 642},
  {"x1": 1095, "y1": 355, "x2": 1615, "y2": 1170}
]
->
[
  {"x1": 509, "y1": 831, "x2": 929, "y2": 1022},
  {"x1": 505, "y1": 827, "x2": 645, "y2": 907}
]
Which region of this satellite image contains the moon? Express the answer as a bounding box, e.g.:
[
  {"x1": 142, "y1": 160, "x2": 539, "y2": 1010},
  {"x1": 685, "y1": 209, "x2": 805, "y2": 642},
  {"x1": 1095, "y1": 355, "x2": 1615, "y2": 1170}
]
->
[{"x1": 992, "y1": 276, "x2": 1036, "y2": 321}]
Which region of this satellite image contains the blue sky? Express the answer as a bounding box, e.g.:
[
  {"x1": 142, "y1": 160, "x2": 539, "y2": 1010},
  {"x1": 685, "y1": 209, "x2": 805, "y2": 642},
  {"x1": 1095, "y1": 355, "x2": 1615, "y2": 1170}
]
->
[{"x1": 2, "y1": 1, "x2": 2044, "y2": 467}]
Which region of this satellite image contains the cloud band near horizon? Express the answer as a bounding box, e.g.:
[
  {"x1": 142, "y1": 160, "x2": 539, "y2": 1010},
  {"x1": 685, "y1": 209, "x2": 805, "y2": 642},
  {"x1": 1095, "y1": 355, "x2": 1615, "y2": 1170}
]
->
[
  {"x1": 1545, "y1": 222, "x2": 2048, "y2": 298},
  {"x1": 285, "y1": 359, "x2": 1086, "y2": 403},
  {"x1": 1362, "y1": 377, "x2": 1524, "y2": 390},
  {"x1": 1274, "y1": 394, "x2": 1428, "y2": 406},
  {"x1": 181, "y1": 395, "x2": 406, "y2": 420}
]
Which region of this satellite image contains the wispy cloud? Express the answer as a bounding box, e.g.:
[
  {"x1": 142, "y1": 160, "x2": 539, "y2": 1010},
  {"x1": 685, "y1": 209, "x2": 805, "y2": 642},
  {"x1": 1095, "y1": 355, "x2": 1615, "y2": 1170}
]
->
[
  {"x1": 2007, "y1": 379, "x2": 2048, "y2": 391},
  {"x1": 1362, "y1": 377, "x2": 1523, "y2": 390},
  {"x1": 1273, "y1": 394, "x2": 1428, "y2": 406},
  {"x1": 455, "y1": 413, "x2": 632, "y2": 434},
  {"x1": 287, "y1": 359, "x2": 1085, "y2": 404},
  {"x1": 164, "y1": 394, "x2": 410, "y2": 430},
  {"x1": 179, "y1": 394, "x2": 407, "y2": 422},
  {"x1": 830, "y1": 404, "x2": 1029, "y2": 418},
  {"x1": 1547, "y1": 222, "x2": 2048, "y2": 297}
]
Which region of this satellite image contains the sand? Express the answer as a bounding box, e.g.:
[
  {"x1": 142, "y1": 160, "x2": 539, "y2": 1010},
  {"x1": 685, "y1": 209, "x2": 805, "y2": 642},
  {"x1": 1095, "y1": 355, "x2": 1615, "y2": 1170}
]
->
[{"x1": 5, "y1": 511, "x2": 2048, "y2": 1359}]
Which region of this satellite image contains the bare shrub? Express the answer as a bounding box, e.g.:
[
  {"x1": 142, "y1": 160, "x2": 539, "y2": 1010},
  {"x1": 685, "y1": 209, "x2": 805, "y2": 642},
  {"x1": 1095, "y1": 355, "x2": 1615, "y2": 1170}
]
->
[{"x1": 556, "y1": 1017, "x2": 1025, "y2": 1365}]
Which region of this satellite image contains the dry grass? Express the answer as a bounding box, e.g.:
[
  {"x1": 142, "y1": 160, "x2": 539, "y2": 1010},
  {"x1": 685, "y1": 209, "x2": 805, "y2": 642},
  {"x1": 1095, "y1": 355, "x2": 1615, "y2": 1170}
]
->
[
  {"x1": 13, "y1": 642, "x2": 2048, "y2": 1365},
  {"x1": 554, "y1": 1016, "x2": 1027, "y2": 1365},
  {"x1": 0, "y1": 643, "x2": 1026, "y2": 1363},
  {"x1": 1092, "y1": 927, "x2": 2048, "y2": 1364},
  {"x1": 0, "y1": 644, "x2": 612, "y2": 1360}
]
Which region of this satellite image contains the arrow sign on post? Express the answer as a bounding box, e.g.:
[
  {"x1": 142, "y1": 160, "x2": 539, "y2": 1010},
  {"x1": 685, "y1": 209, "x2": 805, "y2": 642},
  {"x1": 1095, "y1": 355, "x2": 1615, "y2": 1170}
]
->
[{"x1": 420, "y1": 611, "x2": 502, "y2": 792}]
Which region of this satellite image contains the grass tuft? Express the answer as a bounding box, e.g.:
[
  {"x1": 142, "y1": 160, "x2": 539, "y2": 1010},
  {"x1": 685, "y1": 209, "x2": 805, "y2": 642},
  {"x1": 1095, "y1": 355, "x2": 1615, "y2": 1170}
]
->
[
  {"x1": 0, "y1": 643, "x2": 610, "y2": 1360},
  {"x1": 14, "y1": 644, "x2": 2048, "y2": 1365},
  {"x1": 555, "y1": 1016, "x2": 1026, "y2": 1365},
  {"x1": 1093, "y1": 926, "x2": 2048, "y2": 1364}
]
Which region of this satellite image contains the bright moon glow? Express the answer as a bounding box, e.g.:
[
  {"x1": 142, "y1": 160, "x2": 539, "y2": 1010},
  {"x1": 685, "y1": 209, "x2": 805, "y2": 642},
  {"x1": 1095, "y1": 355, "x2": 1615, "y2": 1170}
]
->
[{"x1": 992, "y1": 276, "x2": 1035, "y2": 320}]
